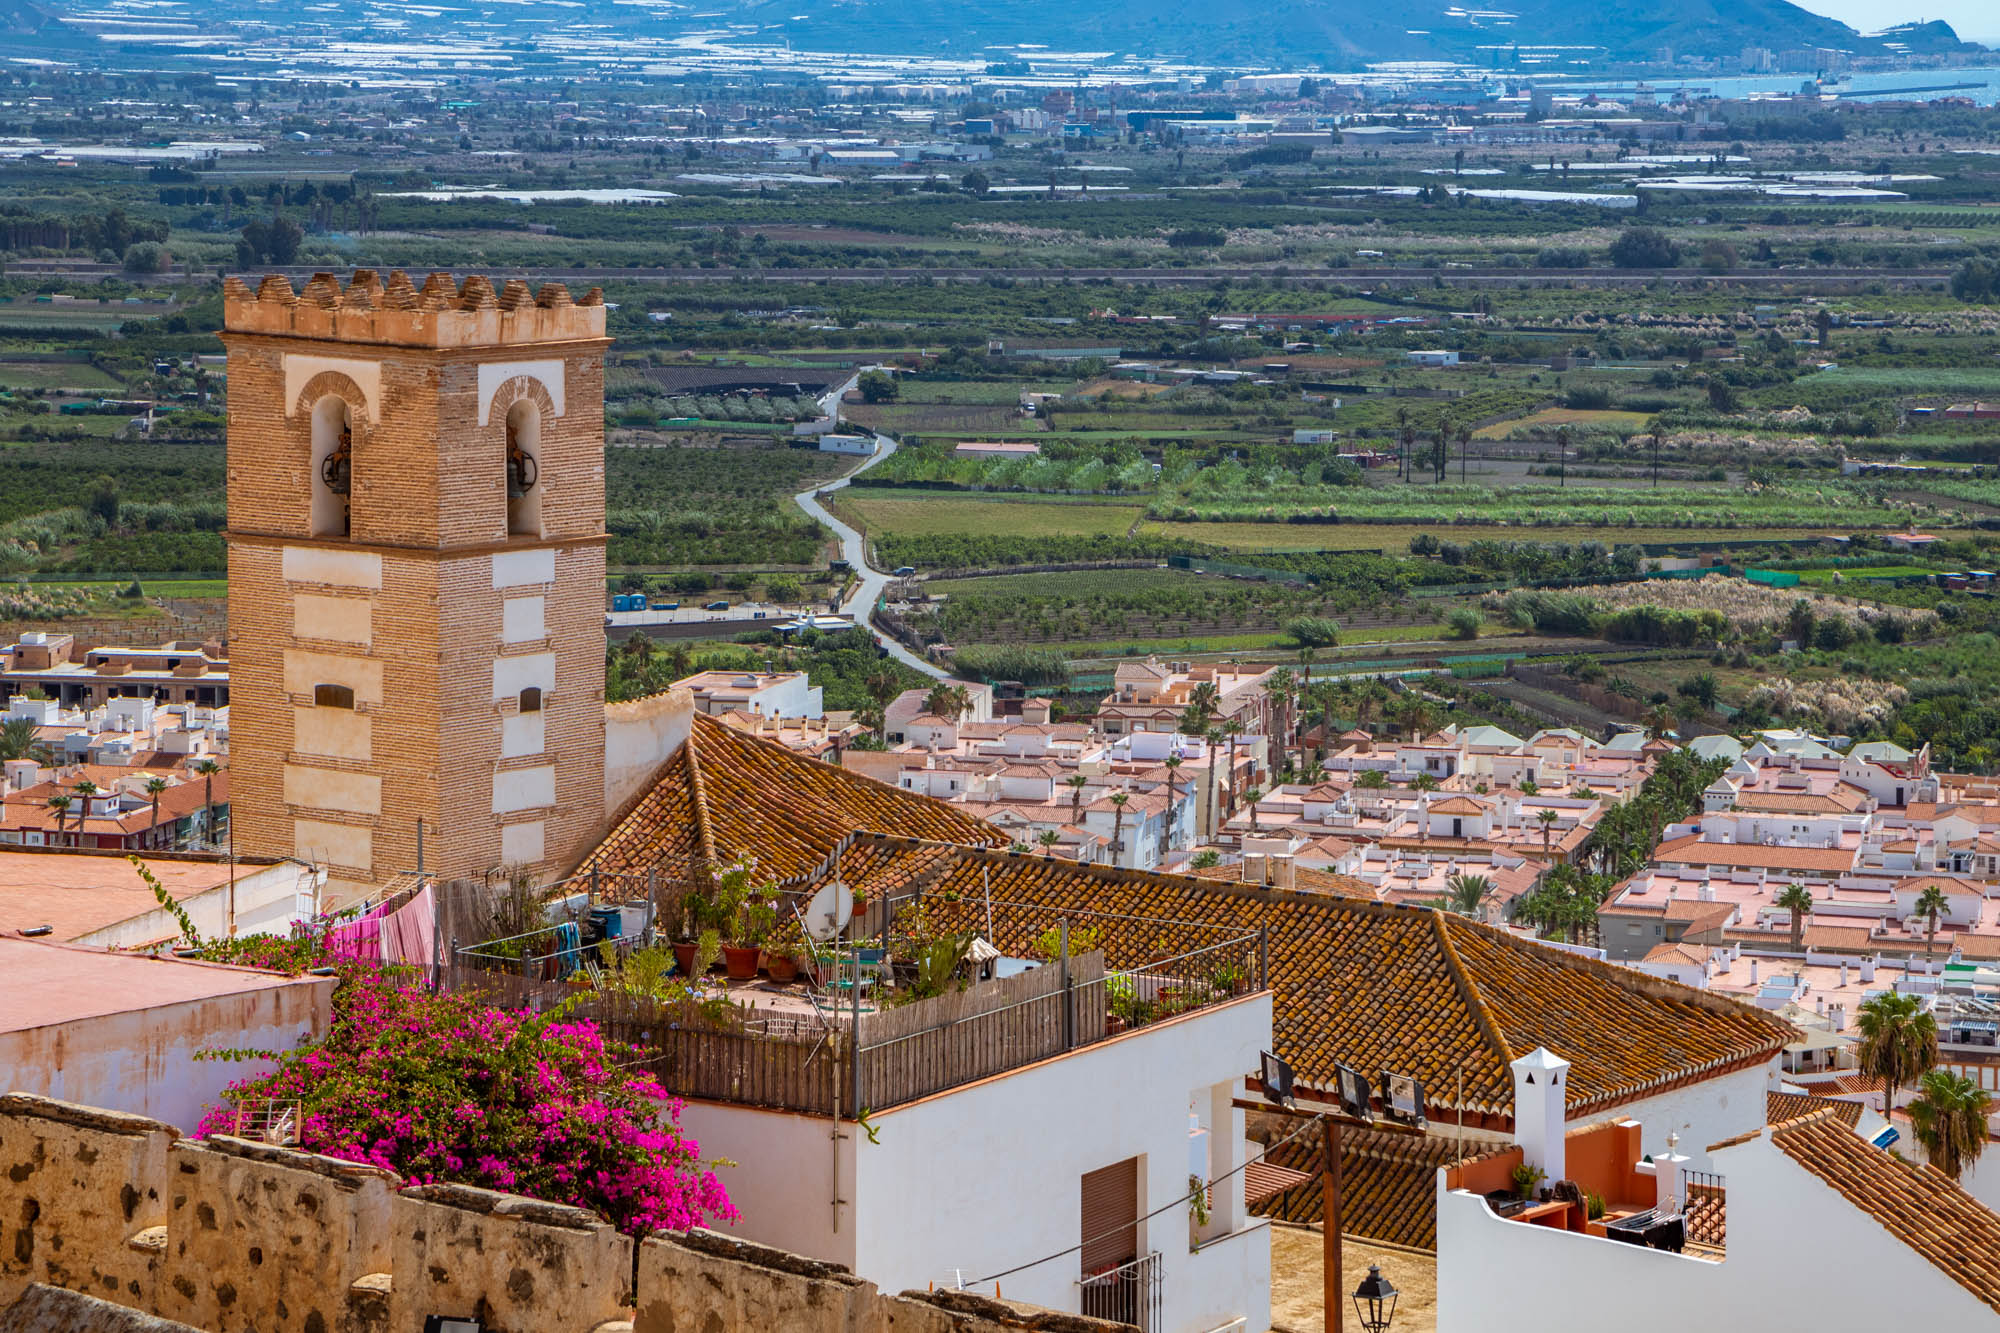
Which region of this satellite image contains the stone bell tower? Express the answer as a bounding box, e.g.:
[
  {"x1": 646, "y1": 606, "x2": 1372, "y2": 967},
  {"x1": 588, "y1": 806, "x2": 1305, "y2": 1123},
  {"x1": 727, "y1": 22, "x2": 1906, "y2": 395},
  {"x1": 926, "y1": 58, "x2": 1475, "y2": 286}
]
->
[{"x1": 221, "y1": 270, "x2": 610, "y2": 903}]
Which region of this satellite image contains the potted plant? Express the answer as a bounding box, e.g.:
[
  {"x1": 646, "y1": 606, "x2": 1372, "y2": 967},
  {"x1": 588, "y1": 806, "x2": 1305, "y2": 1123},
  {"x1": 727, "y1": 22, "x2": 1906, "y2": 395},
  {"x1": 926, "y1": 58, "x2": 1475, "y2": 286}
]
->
[
  {"x1": 721, "y1": 864, "x2": 782, "y2": 982},
  {"x1": 1510, "y1": 1162, "x2": 1546, "y2": 1201},
  {"x1": 765, "y1": 912, "x2": 807, "y2": 983}
]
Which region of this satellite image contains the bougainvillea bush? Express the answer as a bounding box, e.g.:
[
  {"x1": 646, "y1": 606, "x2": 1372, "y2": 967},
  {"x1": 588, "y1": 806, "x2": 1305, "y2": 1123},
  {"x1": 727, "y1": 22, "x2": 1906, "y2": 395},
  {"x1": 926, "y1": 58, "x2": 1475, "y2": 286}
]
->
[{"x1": 197, "y1": 968, "x2": 735, "y2": 1236}]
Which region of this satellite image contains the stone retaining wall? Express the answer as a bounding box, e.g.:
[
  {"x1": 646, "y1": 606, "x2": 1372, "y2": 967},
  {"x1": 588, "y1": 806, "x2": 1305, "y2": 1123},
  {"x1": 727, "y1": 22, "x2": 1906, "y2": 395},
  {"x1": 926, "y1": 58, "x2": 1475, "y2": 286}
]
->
[{"x1": 0, "y1": 1095, "x2": 1130, "y2": 1333}]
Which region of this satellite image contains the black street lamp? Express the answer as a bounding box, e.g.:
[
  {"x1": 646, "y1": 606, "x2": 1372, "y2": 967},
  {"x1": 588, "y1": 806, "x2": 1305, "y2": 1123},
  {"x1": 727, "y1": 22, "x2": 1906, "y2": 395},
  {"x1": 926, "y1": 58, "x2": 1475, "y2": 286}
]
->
[{"x1": 1352, "y1": 1264, "x2": 1398, "y2": 1333}]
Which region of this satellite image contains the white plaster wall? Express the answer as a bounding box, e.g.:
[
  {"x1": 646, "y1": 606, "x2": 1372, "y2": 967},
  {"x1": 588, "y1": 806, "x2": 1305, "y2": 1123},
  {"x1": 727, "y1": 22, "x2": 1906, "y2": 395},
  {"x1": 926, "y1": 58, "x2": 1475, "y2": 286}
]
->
[
  {"x1": 1723, "y1": 1131, "x2": 2000, "y2": 1328},
  {"x1": 68, "y1": 862, "x2": 312, "y2": 950},
  {"x1": 282, "y1": 545, "x2": 381, "y2": 589},
  {"x1": 674, "y1": 1101, "x2": 857, "y2": 1273},
  {"x1": 498, "y1": 821, "x2": 544, "y2": 867},
  {"x1": 853, "y1": 994, "x2": 1272, "y2": 1333},
  {"x1": 491, "y1": 766, "x2": 555, "y2": 815},
  {"x1": 492, "y1": 653, "x2": 556, "y2": 702},
  {"x1": 1959, "y1": 1151, "x2": 2000, "y2": 1214},
  {"x1": 501, "y1": 713, "x2": 546, "y2": 759},
  {"x1": 501, "y1": 596, "x2": 546, "y2": 645},
  {"x1": 0, "y1": 978, "x2": 334, "y2": 1135},
  {"x1": 1579, "y1": 1062, "x2": 1775, "y2": 1174},
  {"x1": 491, "y1": 548, "x2": 556, "y2": 589},
  {"x1": 603, "y1": 689, "x2": 693, "y2": 819},
  {"x1": 1436, "y1": 1179, "x2": 1724, "y2": 1333},
  {"x1": 1437, "y1": 1128, "x2": 2000, "y2": 1333}
]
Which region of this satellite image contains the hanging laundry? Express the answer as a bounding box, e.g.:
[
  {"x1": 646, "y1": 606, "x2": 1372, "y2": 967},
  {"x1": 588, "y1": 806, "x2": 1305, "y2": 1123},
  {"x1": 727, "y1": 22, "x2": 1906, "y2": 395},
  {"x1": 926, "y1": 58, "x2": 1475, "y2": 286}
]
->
[
  {"x1": 379, "y1": 884, "x2": 436, "y2": 968},
  {"x1": 326, "y1": 900, "x2": 387, "y2": 962}
]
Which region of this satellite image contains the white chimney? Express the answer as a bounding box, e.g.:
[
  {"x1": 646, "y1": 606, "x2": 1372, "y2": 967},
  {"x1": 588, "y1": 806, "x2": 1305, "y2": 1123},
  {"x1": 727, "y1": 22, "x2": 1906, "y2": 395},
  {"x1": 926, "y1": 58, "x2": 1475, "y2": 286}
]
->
[
  {"x1": 1750, "y1": 960, "x2": 1760, "y2": 985},
  {"x1": 1861, "y1": 956, "x2": 1877, "y2": 983},
  {"x1": 1270, "y1": 853, "x2": 1297, "y2": 890},
  {"x1": 1830, "y1": 1002, "x2": 1846, "y2": 1031},
  {"x1": 1510, "y1": 1047, "x2": 1570, "y2": 1184},
  {"x1": 1840, "y1": 962, "x2": 1849, "y2": 987}
]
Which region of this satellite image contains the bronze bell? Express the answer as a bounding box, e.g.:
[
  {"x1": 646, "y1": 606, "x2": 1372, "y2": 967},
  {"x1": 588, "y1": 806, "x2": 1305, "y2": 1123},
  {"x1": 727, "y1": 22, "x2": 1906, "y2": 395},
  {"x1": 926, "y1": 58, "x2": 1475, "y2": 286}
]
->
[
  {"x1": 321, "y1": 425, "x2": 353, "y2": 497},
  {"x1": 507, "y1": 440, "x2": 538, "y2": 499}
]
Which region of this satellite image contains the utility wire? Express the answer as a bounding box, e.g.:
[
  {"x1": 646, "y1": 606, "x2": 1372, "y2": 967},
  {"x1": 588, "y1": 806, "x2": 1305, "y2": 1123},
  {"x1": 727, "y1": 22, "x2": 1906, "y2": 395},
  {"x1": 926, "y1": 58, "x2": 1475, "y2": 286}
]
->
[{"x1": 970, "y1": 1107, "x2": 1328, "y2": 1287}]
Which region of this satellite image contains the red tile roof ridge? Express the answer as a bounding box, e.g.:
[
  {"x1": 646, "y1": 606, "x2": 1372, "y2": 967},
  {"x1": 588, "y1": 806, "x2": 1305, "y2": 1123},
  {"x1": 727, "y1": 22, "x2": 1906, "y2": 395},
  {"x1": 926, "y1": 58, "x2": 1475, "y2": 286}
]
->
[
  {"x1": 680, "y1": 724, "x2": 721, "y2": 866},
  {"x1": 1770, "y1": 1108, "x2": 2000, "y2": 1315},
  {"x1": 1430, "y1": 908, "x2": 1516, "y2": 1067}
]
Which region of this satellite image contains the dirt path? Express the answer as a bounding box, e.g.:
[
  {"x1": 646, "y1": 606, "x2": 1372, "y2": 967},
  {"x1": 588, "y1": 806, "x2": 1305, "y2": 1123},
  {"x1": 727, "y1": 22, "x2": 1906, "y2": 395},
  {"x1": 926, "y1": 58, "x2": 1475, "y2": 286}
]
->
[{"x1": 1269, "y1": 1223, "x2": 1437, "y2": 1333}]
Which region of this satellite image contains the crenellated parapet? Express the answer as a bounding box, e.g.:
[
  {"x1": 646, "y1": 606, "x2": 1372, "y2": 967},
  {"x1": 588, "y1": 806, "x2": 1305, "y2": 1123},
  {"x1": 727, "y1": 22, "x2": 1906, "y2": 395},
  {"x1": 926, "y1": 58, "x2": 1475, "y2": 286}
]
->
[{"x1": 222, "y1": 270, "x2": 606, "y2": 347}]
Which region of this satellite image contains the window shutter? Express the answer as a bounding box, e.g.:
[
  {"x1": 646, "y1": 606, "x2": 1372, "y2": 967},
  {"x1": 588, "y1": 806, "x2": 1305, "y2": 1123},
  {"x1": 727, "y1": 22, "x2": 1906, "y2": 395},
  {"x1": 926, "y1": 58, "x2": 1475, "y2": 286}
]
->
[{"x1": 1079, "y1": 1157, "x2": 1139, "y2": 1272}]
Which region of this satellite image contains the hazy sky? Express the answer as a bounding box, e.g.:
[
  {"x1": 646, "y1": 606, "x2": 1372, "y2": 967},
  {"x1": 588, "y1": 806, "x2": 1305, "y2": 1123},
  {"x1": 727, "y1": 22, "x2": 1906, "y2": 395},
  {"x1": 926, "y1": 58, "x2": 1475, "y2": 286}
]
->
[{"x1": 1793, "y1": 0, "x2": 2000, "y2": 46}]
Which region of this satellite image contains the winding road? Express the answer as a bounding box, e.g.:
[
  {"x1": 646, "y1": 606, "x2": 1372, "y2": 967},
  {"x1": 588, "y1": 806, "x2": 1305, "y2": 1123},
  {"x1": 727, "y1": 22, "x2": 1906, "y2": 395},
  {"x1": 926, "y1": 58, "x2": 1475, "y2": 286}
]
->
[{"x1": 794, "y1": 381, "x2": 945, "y2": 680}]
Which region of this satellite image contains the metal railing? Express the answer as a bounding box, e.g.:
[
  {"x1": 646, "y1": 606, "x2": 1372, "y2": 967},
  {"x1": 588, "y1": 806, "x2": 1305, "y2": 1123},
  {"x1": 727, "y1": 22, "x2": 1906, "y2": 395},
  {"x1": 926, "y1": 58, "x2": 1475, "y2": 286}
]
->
[
  {"x1": 1683, "y1": 1171, "x2": 1726, "y2": 1251},
  {"x1": 441, "y1": 881, "x2": 1265, "y2": 1117},
  {"x1": 1080, "y1": 1251, "x2": 1163, "y2": 1331}
]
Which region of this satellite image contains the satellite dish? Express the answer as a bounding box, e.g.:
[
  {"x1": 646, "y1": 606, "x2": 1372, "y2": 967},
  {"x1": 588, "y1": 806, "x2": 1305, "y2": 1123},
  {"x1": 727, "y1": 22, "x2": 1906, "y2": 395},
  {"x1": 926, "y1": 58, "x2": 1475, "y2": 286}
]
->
[{"x1": 803, "y1": 880, "x2": 854, "y2": 942}]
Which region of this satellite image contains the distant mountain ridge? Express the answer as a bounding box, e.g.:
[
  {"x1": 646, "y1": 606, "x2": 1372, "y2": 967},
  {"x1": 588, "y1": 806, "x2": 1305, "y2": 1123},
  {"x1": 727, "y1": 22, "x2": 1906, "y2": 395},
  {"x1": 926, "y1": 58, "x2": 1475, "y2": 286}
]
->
[{"x1": 731, "y1": 0, "x2": 1979, "y2": 69}]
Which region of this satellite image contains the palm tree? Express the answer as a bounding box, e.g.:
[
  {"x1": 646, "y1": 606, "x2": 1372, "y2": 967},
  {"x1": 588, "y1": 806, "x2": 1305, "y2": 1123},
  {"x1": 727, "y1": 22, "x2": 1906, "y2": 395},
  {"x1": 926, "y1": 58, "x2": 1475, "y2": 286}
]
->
[
  {"x1": 45, "y1": 793, "x2": 71, "y2": 845},
  {"x1": 1536, "y1": 808, "x2": 1560, "y2": 859},
  {"x1": 1161, "y1": 754, "x2": 1185, "y2": 857},
  {"x1": 1914, "y1": 882, "x2": 1951, "y2": 961},
  {"x1": 1445, "y1": 873, "x2": 1492, "y2": 919},
  {"x1": 1856, "y1": 991, "x2": 1939, "y2": 1122},
  {"x1": 194, "y1": 758, "x2": 222, "y2": 847},
  {"x1": 1184, "y1": 680, "x2": 1222, "y2": 734},
  {"x1": 1037, "y1": 829, "x2": 1061, "y2": 859},
  {"x1": 1108, "y1": 792, "x2": 1130, "y2": 866},
  {"x1": 1775, "y1": 881, "x2": 1814, "y2": 954},
  {"x1": 0, "y1": 716, "x2": 38, "y2": 761},
  {"x1": 1262, "y1": 668, "x2": 1295, "y2": 779},
  {"x1": 864, "y1": 671, "x2": 899, "y2": 739},
  {"x1": 923, "y1": 682, "x2": 970, "y2": 726},
  {"x1": 1908, "y1": 1069, "x2": 1994, "y2": 1181},
  {"x1": 1065, "y1": 773, "x2": 1089, "y2": 822},
  {"x1": 145, "y1": 776, "x2": 171, "y2": 849},
  {"x1": 70, "y1": 778, "x2": 98, "y2": 843},
  {"x1": 1223, "y1": 718, "x2": 1244, "y2": 813},
  {"x1": 1244, "y1": 787, "x2": 1263, "y2": 832}
]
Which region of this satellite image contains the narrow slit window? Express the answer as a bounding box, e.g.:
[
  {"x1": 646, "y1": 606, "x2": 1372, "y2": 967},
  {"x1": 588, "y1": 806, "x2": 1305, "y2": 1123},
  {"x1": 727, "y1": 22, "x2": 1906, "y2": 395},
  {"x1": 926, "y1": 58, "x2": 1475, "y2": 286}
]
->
[
  {"x1": 314, "y1": 683, "x2": 356, "y2": 709},
  {"x1": 519, "y1": 687, "x2": 543, "y2": 713}
]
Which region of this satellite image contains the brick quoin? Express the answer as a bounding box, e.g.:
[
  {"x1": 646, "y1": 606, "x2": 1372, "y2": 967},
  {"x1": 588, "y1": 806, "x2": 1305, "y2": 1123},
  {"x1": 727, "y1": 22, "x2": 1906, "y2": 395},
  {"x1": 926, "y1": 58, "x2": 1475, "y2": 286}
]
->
[{"x1": 222, "y1": 270, "x2": 611, "y2": 904}]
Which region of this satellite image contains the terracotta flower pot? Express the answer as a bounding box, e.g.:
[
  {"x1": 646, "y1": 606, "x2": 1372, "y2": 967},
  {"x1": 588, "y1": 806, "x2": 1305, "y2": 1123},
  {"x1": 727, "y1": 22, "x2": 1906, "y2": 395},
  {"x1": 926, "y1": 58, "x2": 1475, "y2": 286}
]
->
[
  {"x1": 722, "y1": 944, "x2": 762, "y2": 981},
  {"x1": 765, "y1": 952, "x2": 800, "y2": 983},
  {"x1": 673, "y1": 941, "x2": 701, "y2": 977}
]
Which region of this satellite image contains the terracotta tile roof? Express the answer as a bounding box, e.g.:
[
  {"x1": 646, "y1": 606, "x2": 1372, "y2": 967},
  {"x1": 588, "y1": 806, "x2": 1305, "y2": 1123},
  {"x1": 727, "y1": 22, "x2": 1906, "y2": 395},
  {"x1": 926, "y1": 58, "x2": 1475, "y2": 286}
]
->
[
  {"x1": 1251, "y1": 1122, "x2": 1463, "y2": 1250},
  {"x1": 579, "y1": 713, "x2": 1003, "y2": 885},
  {"x1": 1892, "y1": 874, "x2": 1986, "y2": 899},
  {"x1": 1187, "y1": 862, "x2": 1374, "y2": 899},
  {"x1": 1771, "y1": 1109, "x2": 2000, "y2": 1316},
  {"x1": 1722, "y1": 923, "x2": 1879, "y2": 952},
  {"x1": 1810, "y1": 1073, "x2": 1886, "y2": 1098},
  {"x1": 1733, "y1": 789, "x2": 1868, "y2": 814},
  {"x1": 1428, "y1": 796, "x2": 1487, "y2": 816},
  {"x1": 1767, "y1": 1090, "x2": 1863, "y2": 1130},
  {"x1": 1653, "y1": 835, "x2": 1857, "y2": 873},
  {"x1": 1642, "y1": 942, "x2": 1712, "y2": 967},
  {"x1": 1243, "y1": 1160, "x2": 1315, "y2": 1208},
  {"x1": 852, "y1": 837, "x2": 1793, "y2": 1120}
]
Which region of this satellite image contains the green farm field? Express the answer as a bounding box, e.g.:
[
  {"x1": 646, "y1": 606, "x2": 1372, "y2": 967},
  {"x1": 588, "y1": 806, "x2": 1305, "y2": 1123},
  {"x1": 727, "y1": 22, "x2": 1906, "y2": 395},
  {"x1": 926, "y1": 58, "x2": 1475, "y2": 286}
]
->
[
  {"x1": 1474, "y1": 407, "x2": 1652, "y2": 439},
  {"x1": 842, "y1": 494, "x2": 1146, "y2": 539},
  {"x1": 1132, "y1": 520, "x2": 1853, "y2": 553}
]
